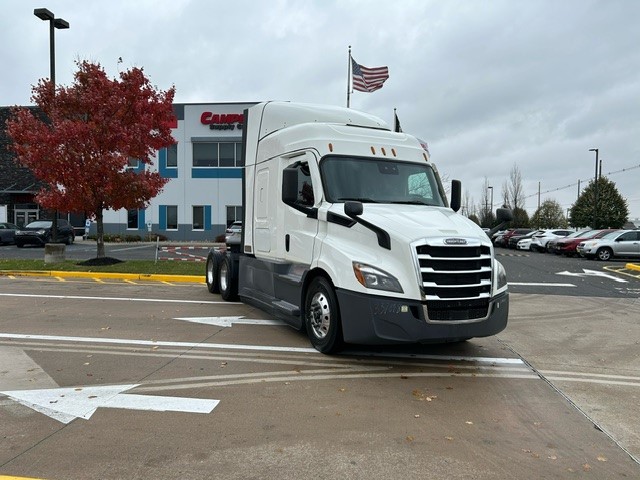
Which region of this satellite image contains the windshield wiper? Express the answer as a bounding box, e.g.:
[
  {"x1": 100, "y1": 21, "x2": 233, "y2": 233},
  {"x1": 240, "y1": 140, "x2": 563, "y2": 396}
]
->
[
  {"x1": 337, "y1": 197, "x2": 378, "y2": 203},
  {"x1": 387, "y1": 200, "x2": 430, "y2": 205}
]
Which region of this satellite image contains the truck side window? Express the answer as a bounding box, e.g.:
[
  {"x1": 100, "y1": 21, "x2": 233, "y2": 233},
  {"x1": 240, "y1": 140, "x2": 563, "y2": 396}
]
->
[{"x1": 288, "y1": 161, "x2": 315, "y2": 207}]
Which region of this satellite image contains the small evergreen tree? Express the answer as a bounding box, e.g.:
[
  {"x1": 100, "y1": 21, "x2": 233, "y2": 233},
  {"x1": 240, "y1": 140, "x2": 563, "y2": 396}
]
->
[{"x1": 570, "y1": 177, "x2": 628, "y2": 228}]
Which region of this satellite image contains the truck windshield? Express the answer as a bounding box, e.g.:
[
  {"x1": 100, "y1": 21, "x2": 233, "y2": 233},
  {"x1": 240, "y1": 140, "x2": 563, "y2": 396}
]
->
[{"x1": 320, "y1": 156, "x2": 446, "y2": 206}]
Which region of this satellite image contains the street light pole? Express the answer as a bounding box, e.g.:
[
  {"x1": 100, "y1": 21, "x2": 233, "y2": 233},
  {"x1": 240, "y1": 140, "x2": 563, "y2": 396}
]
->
[
  {"x1": 34, "y1": 8, "x2": 69, "y2": 243},
  {"x1": 589, "y1": 148, "x2": 599, "y2": 229},
  {"x1": 488, "y1": 185, "x2": 493, "y2": 211}
]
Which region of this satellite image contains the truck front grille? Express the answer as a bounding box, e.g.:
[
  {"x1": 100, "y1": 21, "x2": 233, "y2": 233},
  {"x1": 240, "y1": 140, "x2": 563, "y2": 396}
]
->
[{"x1": 414, "y1": 242, "x2": 492, "y2": 322}]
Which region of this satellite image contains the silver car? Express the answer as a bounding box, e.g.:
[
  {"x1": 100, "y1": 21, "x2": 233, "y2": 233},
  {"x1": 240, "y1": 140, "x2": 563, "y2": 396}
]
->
[
  {"x1": 225, "y1": 221, "x2": 242, "y2": 245},
  {"x1": 577, "y1": 230, "x2": 640, "y2": 261}
]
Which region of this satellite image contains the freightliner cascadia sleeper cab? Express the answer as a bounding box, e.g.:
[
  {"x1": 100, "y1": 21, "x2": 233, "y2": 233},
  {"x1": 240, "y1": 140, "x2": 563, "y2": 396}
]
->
[{"x1": 206, "y1": 101, "x2": 511, "y2": 353}]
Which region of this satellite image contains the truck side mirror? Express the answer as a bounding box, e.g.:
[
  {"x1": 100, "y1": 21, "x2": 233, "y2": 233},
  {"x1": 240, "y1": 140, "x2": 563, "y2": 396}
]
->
[
  {"x1": 344, "y1": 201, "x2": 363, "y2": 217},
  {"x1": 282, "y1": 167, "x2": 298, "y2": 204},
  {"x1": 496, "y1": 208, "x2": 513, "y2": 223},
  {"x1": 450, "y1": 180, "x2": 461, "y2": 212}
]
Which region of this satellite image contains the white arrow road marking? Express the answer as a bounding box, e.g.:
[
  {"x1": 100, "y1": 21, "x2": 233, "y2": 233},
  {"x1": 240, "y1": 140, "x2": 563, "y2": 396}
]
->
[
  {"x1": 1, "y1": 384, "x2": 219, "y2": 424},
  {"x1": 174, "y1": 316, "x2": 285, "y2": 327},
  {"x1": 557, "y1": 269, "x2": 628, "y2": 283}
]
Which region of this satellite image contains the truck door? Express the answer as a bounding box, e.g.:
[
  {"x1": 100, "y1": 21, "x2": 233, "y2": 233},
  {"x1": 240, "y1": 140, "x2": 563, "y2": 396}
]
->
[{"x1": 280, "y1": 153, "x2": 321, "y2": 266}]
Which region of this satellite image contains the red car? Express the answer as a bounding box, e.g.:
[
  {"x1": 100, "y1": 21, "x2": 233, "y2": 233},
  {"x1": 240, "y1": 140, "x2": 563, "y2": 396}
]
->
[
  {"x1": 550, "y1": 229, "x2": 618, "y2": 256},
  {"x1": 494, "y1": 228, "x2": 533, "y2": 248}
]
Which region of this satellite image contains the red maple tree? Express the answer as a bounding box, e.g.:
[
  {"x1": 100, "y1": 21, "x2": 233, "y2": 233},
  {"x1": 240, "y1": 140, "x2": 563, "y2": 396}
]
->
[{"x1": 7, "y1": 61, "x2": 175, "y2": 258}]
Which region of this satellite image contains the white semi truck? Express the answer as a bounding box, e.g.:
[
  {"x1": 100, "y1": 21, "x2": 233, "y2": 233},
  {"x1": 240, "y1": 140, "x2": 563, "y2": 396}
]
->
[{"x1": 206, "y1": 101, "x2": 511, "y2": 353}]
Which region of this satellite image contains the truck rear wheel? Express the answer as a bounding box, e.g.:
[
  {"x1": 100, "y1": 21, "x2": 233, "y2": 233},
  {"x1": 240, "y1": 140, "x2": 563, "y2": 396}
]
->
[
  {"x1": 304, "y1": 277, "x2": 342, "y2": 354},
  {"x1": 219, "y1": 255, "x2": 239, "y2": 301},
  {"x1": 205, "y1": 251, "x2": 222, "y2": 294}
]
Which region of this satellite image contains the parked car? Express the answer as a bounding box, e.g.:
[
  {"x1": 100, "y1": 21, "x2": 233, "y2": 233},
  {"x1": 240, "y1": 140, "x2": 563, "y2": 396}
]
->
[
  {"x1": 15, "y1": 219, "x2": 75, "y2": 247},
  {"x1": 577, "y1": 230, "x2": 640, "y2": 261},
  {"x1": 225, "y1": 221, "x2": 242, "y2": 245},
  {"x1": 0, "y1": 222, "x2": 19, "y2": 245},
  {"x1": 549, "y1": 229, "x2": 618, "y2": 256},
  {"x1": 491, "y1": 230, "x2": 510, "y2": 247},
  {"x1": 529, "y1": 229, "x2": 574, "y2": 252},
  {"x1": 495, "y1": 228, "x2": 533, "y2": 248},
  {"x1": 509, "y1": 230, "x2": 543, "y2": 249},
  {"x1": 516, "y1": 236, "x2": 534, "y2": 251},
  {"x1": 516, "y1": 230, "x2": 549, "y2": 251}
]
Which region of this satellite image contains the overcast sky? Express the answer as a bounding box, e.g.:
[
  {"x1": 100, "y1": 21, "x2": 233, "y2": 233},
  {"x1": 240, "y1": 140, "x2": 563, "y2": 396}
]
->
[{"x1": 2, "y1": 0, "x2": 639, "y2": 220}]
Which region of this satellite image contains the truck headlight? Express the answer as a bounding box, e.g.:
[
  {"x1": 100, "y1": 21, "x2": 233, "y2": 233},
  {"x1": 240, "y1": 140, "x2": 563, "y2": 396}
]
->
[
  {"x1": 353, "y1": 262, "x2": 403, "y2": 293},
  {"x1": 495, "y1": 260, "x2": 507, "y2": 292}
]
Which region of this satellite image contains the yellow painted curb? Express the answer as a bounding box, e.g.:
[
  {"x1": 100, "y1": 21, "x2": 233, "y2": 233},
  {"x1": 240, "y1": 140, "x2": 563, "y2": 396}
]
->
[
  {"x1": 0, "y1": 476, "x2": 46, "y2": 480},
  {"x1": 0, "y1": 270, "x2": 204, "y2": 284},
  {"x1": 626, "y1": 263, "x2": 640, "y2": 272}
]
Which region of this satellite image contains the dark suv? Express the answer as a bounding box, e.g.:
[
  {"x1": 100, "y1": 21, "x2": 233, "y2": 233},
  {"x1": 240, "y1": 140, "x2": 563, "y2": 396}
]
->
[{"x1": 15, "y1": 219, "x2": 75, "y2": 247}]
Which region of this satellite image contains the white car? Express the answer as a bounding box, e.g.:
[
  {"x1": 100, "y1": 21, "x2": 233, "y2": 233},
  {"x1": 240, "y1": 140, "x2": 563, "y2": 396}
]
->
[
  {"x1": 516, "y1": 237, "x2": 533, "y2": 250},
  {"x1": 530, "y1": 229, "x2": 574, "y2": 252},
  {"x1": 577, "y1": 230, "x2": 640, "y2": 260}
]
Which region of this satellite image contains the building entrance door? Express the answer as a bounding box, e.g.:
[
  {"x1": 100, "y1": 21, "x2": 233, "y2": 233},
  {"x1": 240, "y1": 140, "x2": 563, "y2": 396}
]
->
[{"x1": 15, "y1": 209, "x2": 39, "y2": 227}]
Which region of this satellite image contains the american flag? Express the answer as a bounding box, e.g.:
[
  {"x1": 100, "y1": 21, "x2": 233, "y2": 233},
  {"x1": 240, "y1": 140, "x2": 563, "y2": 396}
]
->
[{"x1": 351, "y1": 58, "x2": 389, "y2": 92}]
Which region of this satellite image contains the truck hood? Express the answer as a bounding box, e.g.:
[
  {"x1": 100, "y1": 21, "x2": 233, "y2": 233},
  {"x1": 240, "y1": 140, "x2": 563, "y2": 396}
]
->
[{"x1": 331, "y1": 204, "x2": 488, "y2": 244}]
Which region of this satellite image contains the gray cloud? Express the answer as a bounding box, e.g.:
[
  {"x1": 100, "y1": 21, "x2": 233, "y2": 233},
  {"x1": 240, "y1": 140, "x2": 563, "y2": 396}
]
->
[{"x1": 2, "y1": 0, "x2": 638, "y2": 218}]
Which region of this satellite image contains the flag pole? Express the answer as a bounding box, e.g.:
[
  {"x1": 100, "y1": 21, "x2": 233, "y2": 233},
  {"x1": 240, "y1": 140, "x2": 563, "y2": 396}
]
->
[{"x1": 347, "y1": 45, "x2": 352, "y2": 108}]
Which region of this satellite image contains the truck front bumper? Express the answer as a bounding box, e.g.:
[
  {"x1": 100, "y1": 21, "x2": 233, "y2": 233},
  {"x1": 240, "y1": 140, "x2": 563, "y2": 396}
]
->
[{"x1": 336, "y1": 289, "x2": 509, "y2": 345}]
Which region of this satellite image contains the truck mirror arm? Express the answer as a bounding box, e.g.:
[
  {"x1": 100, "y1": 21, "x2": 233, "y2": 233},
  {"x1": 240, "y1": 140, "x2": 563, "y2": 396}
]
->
[
  {"x1": 344, "y1": 201, "x2": 391, "y2": 250},
  {"x1": 487, "y1": 208, "x2": 514, "y2": 237}
]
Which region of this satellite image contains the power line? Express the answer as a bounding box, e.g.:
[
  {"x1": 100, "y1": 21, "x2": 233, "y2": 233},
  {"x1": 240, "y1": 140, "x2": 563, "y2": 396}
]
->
[{"x1": 524, "y1": 163, "x2": 640, "y2": 200}]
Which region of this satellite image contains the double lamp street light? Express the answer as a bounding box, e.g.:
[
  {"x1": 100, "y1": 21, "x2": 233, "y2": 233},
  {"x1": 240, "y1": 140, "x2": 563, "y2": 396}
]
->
[{"x1": 34, "y1": 7, "x2": 69, "y2": 242}]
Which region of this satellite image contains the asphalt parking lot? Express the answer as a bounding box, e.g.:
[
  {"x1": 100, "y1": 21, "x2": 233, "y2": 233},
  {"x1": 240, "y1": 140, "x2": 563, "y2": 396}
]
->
[{"x1": 0, "y1": 243, "x2": 639, "y2": 479}]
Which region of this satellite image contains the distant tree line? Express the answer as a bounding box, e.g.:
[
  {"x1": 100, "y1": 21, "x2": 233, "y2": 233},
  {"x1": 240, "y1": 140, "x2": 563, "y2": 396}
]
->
[{"x1": 461, "y1": 163, "x2": 629, "y2": 230}]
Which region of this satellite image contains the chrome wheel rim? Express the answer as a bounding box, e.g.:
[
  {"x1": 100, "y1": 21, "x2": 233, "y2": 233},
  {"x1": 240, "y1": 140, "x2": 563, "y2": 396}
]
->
[
  {"x1": 308, "y1": 291, "x2": 330, "y2": 339},
  {"x1": 219, "y1": 261, "x2": 229, "y2": 292},
  {"x1": 206, "y1": 259, "x2": 214, "y2": 284}
]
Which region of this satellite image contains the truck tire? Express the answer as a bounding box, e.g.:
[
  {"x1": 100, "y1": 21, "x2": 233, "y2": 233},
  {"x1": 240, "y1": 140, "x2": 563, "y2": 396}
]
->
[
  {"x1": 219, "y1": 255, "x2": 239, "y2": 301},
  {"x1": 205, "y1": 251, "x2": 223, "y2": 294},
  {"x1": 304, "y1": 277, "x2": 343, "y2": 354}
]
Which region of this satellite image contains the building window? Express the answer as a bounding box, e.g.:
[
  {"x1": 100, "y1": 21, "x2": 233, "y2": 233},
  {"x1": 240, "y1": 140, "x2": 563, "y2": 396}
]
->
[
  {"x1": 193, "y1": 143, "x2": 218, "y2": 167},
  {"x1": 166, "y1": 205, "x2": 178, "y2": 230},
  {"x1": 193, "y1": 142, "x2": 242, "y2": 168},
  {"x1": 226, "y1": 205, "x2": 243, "y2": 227},
  {"x1": 167, "y1": 143, "x2": 178, "y2": 167},
  {"x1": 218, "y1": 143, "x2": 235, "y2": 167},
  {"x1": 193, "y1": 206, "x2": 204, "y2": 230},
  {"x1": 127, "y1": 209, "x2": 139, "y2": 229}
]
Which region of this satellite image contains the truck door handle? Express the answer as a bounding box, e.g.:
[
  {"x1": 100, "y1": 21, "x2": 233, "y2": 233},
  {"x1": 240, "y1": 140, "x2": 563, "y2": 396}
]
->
[{"x1": 285, "y1": 234, "x2": 290, "y2": 252}]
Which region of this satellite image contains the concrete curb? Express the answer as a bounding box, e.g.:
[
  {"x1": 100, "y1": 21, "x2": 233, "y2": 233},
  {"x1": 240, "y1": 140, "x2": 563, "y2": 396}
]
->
[
  {"x1": 0, "y1": 270, "x2": 204, "y2": 284},
  {"x1": 626, "y1": 263, "x2": 640, "y2": 272}
]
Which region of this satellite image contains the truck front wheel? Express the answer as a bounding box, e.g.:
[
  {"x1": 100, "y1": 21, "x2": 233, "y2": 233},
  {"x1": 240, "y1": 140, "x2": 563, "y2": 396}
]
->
[{"x1": 304, "y1": 277, "x2": 343, "y2": 354}]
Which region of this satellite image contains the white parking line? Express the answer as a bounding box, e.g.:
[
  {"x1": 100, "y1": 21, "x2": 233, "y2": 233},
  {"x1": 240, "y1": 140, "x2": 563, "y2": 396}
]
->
[{"x1": 0, "y1": 292, "x2": 237, "y2": 305}]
